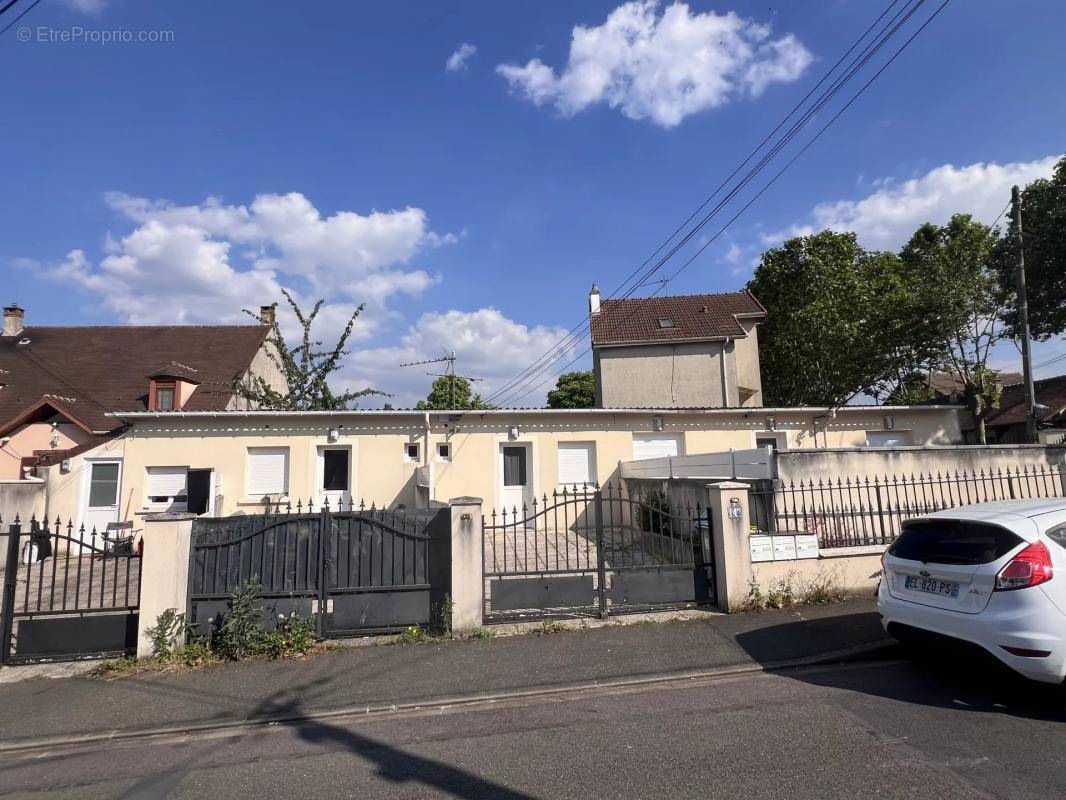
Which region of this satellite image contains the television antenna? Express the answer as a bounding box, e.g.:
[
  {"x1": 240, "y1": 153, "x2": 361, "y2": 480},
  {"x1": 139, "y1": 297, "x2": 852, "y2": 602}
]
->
[{"x1": 399, "y1": 351, "x2": 482, "y2": 408}]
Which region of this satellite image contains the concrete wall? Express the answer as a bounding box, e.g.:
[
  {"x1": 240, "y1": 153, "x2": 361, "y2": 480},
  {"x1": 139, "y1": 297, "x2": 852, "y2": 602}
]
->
[
  {"x1": 0, "y1": 479, "x2": 46, "y2": 523},
  {"x1": 776, "y1": 443, "x2": 1066, "y2": 483},
  {"x1": 732, "y1": 320, "x2": 763, "y2": 406},
  {"x1": 751, "y1": 548, "x2": 885, "y2": 596},
  {"x1": 100, "y1": 406, "x2": 963, "y2": 522},
  {"x1": 597, "y1": 341, "x2": 731, "y2": 408},
  {"x1": 228, "y1": 339, "x2": 289, "y2": 411}
]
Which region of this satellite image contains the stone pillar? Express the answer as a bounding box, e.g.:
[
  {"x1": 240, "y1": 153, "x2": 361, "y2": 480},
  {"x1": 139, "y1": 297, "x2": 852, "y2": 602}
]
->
[
  {"x1": 448, "y1": 497, "x2": 483, "y2": 633},
  {"x1": 136, "y1": 513, "x2": 195, "y2": 658},
  {"x1": 706, "y1": 481, "x2": 753, "y2": 612}
]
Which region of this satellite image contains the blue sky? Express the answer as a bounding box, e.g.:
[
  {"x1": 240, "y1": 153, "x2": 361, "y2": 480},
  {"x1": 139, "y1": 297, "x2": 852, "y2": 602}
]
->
[{"x1": 3, "y1": 0, "x2": 1065, "y2": 405}]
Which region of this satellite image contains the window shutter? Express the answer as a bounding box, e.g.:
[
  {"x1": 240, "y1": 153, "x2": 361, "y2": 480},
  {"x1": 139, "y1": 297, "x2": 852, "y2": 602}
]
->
[
  {"x1": 632, "y1": 435, "x2": 681, "y2": 461},
  {"x1": 146, "y1": 466, "x2": 187, "y2": 498},
  {"x1": 557, "y1": 443, "x2": 594, "y2": 486},
  {"x1": 247, "y1": 448, "x2": 289, "y2": 496}
]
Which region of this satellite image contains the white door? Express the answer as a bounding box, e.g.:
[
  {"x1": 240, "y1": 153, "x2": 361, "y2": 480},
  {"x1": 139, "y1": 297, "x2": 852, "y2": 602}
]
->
[
  {"x1": 632, "y1": 434, "x2": 682, "y2": 461},
  {"x1": 318, "y1": 447, "x2": 352, "y2": 509},
  {"x1": 500, "y1": 444, "x2": 532, "y2": 511},
  {"x1": 83, "y1": 460, "x2": 122, "y2": 538}
]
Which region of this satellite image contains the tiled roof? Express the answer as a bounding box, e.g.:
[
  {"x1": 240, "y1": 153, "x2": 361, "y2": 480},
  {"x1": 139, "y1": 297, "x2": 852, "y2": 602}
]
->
[
  {"x1": 927, "y1": 370, "x2": 1023, "y2": 397},
  {"x1": 987, "y1": 373, "x2": 1066, "y2": 428},
  {"x1": 0, "y1": 324, "x2": 270, "y2": 433},
  {"x1": 590, "y1": 290, "x2": 765, "y2": 345}
]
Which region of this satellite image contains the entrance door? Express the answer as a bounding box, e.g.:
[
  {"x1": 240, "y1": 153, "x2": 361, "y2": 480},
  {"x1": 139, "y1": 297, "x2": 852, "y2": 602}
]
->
[
  {"x1": 500, "y1": 444, "x2": 532, "y2": 511},
  {"x1": 83, "y1": 460, "x2": 122, "y2": 536},
  {"x1": 318, "y1": 447, "x2": 352, "y2": 509}
]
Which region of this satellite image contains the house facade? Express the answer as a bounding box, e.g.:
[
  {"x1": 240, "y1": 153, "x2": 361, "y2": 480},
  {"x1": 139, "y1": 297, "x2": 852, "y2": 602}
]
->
[
  {"x1": 589, "y1": 287, "x2": 766, "y2": 409},
  {"x1": 0, "y1": 303, "x2": 286, "y2": 529},
  {"x1": 47, "y1": 404, "x2": 964, "y2": 525}
]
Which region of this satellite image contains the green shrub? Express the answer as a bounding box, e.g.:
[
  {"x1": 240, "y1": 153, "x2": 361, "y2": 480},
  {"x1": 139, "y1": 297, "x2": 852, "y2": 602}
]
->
[
  {"x1": 259, "y1": 613, "x2": 317, "y2": 659},
  {"x1": 535, "y1": 619, "x2": 567, "y2": 635},
  {"x1": 176, "y1": 638, "x2": 217, "y2": 667},
  {"x1": 145, "y1": 608, "x2": 193, "y2": 660},
  {"x1": 467, "y1": 627, "x2": 497, "y2": 640},
  {"x1": 213, "y1": 580, "x2": 266, "y2": 661},
  {"x1": 638, "y1": 489, "x2": 673, "y2": 536}
]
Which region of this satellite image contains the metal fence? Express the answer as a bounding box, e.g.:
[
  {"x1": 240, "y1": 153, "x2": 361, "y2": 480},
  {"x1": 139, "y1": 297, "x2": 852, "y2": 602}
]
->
[{"x1": 750, "y1": 463, "x2": 1065, "y2": 548}]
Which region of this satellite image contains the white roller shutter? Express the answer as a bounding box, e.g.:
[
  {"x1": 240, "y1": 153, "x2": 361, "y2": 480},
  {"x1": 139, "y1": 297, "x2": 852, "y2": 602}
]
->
[
  {"x1": 247, "y1": 447, "x2": 289, "y2": 496},
  {"x1": 557, "y1": 443, "x2": 595, "y2": 487},
  {"x1": 632, "y1": 434, "x2": 682, "y2": 461},
  {"x1": 146, "y1": 466, "x2": 187, "y2": 500}
]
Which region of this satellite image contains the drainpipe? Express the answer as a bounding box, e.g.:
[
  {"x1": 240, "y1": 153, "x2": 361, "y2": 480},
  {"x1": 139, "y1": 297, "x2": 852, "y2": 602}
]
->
[
  {"x1": 720, "y1": 338, "x2": 732, "y2": 407},
  {"x1": 423, "y1": 412, "x2": 433, "y2": 507}
]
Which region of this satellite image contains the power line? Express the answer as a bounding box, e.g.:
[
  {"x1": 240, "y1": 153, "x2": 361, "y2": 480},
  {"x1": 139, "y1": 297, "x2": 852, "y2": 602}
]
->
[
  {"x1": 485, "y1": 0, "x2": 915, "y2": 405},
  {"x1": 485, "y1": 0, "x2": 928, "y2": 406},
  {"x1": 0, "y1": 0, "x2": 42, "y2": 38},
  {"x1": 493, "y1": 0, "x2": 952, "y2": 408}
]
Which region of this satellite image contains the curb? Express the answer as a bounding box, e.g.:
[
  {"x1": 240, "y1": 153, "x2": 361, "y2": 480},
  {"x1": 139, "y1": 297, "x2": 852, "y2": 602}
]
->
[{"x1": 0, "y1": 637, "x2": 897, "y2": 756}]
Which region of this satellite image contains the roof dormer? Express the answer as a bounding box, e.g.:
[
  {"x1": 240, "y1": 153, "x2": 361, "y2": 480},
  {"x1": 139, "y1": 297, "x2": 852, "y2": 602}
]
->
[{"x1": 147, "y1": 362, "x2": 201, "y2": 411}]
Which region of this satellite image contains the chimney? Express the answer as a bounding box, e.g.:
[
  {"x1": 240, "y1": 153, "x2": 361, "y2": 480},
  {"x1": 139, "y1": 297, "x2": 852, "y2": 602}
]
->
[
  {"x1": 3, "y1": 305, "x2": 25, "y2": 337},
  {"x1": 259, "y1": 304, "x2": 276, "y2": 326},
  {"x1": 589, "y1": 283, "x2": 601, "y2": 316}
]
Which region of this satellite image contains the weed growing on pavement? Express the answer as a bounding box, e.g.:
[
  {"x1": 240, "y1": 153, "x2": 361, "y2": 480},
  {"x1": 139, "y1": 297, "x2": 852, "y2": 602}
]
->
[
  {"x1": 743, "y1": 567, "x2": 847, "y2": 612},
  {"x1": 466, "y1": 627, "x2": 497, "y2": 640},
  {"x1": 89, "y1": 657, "x2": 143, "y2": 677},
  {"x1": 145, "y1": 608, "x2": 194, "y2": 660},
  {"x1": 396, "y1": 625, "x2": 428, "y2": 645},
  {"x1": 213, "y1": 580, "x2": 266, "y2": 660},
  {"x1": 534, "y1": 619, "x2": 568, "y2": 635}
]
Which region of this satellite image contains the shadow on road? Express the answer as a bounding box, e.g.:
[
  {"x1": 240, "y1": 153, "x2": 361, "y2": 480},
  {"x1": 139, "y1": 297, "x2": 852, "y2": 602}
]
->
[
  {"x1": 116, "y1": 674, "x2": 535, "y2": 800},
  {"x1": 734, "y1": 612, "x2": 1066, "y2": 723}
]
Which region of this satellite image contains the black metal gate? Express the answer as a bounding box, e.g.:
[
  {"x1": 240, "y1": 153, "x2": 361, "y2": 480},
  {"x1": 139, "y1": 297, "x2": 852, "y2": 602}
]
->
[
  {"x1": 1, "y1": 516, "x2": 142, "y2": 664},
  {"x1": 188, "y1": 503, "x2": 450, "y2": 638},
  {"x1": 482, "y1": 484, "x2": 715, "y2": 622}
]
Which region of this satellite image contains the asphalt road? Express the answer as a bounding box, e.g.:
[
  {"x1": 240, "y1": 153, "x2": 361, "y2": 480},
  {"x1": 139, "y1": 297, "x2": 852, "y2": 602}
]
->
[{"x1": 1, "y1": 653, "x2": 1064, "y2": 799}]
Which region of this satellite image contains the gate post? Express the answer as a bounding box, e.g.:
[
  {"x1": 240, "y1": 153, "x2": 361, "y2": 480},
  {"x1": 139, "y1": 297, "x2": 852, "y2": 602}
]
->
[
  {"x1": 448, "y1": 497, "x2": 483, "y2": 633},
  {"x1": 706, "y1": 482, "x2": 753, "y2": 612},
  {"x1": 136, "y1": 513, "x2": 195, "y2": 658},
  {"x1": 1, "y1": 520, "x2": 21, "y2": 665}
]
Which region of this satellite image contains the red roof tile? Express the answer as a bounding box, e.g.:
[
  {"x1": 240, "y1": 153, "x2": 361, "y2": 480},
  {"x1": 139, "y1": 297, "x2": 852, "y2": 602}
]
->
[
  {"x1": 0, "y1": 325, "x2": 270, "y2": 433},
  {"x1": 987, "y1": 373, "x2": 1066, "y2": 428},
  {"x1": 590, "y1": 290, "x2": 765, "y2": 345}
]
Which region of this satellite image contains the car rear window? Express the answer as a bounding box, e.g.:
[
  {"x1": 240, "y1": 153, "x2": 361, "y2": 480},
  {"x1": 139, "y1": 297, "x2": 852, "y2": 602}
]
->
[{"x1": 889, "y1": 520, "x2": 1023, "y2": 565}]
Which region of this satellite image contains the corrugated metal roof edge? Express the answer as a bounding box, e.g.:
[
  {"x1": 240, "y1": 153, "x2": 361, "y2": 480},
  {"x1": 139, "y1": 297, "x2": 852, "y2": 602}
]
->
[{"x1": 108, "y1": 404, "x2": 963, "y2": 419}]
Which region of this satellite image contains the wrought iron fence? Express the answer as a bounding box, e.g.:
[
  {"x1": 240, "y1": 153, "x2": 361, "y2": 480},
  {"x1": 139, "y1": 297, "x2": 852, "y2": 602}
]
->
[{"x1": 750, "y1": 463, "x2": 1065, "y2": 548}]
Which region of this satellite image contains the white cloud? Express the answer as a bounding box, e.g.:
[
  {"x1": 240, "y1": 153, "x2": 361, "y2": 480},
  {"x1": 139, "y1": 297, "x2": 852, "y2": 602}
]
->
[
  {"x1": 446, "y1": 43, "x2": 478, "y2": 73},
  {"x1": 33, "y1": 192, "x2": 452, "y2": 331},
  {"x1": 497, "y1": 1, "x2": 812, "y2": 127},
  {"x1": 766, "y1": 156, "x2": 1062, "y2": 250},
  {"x1": 347, "y1": 309, "x2": 573, "y2": 406}
]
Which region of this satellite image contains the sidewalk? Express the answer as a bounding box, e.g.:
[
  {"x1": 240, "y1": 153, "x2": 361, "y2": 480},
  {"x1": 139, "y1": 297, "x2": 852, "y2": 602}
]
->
[{"x1": 0, "y1": 598, "x2": 890, "y2": 745}]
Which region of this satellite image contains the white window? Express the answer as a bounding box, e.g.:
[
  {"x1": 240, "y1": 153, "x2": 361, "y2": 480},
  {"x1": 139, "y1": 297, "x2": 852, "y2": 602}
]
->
[
  {"x1": 146, "y1": 466, "x2": 188, "y2": 509},
  {"x1": 436, "y1": 442, "x2": 451, "y2": 461},
  {"x1": 246, "y1": 447, "x2": 289, "y2": 496},
  {"x1": 632, "y1": 434, "x2": 682, "y2": 461},
  {"x1": 557, "y1": 442, "x2": 595, "y2": 487},
  {"x1": 404, "y1": 443, "x2": 420, "y2": 462},
  {"x1": 865, "y1": 431, "x2": 911, "y2": 448}
]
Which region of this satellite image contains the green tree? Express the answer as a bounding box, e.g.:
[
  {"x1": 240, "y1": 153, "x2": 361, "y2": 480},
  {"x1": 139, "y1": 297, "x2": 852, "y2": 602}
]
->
[
  {"x1": 995, "y1": 156, "x2": 1066, "y2": 339},
  {"x1": 546, "y1": 370, "x2": 595, "y2": 408},
  {"x1": 235, "y1": 290, "x2": 385, "y2": 410},
  {"x1": 898, "y1": 214, "x2": 1006, "y2": 443},
  {"x1": 748, "y1": 231, "x2": 918, "y2": 406},
  {"x1": 416, "y1": 375, "x2": 492, "y2": 410}
]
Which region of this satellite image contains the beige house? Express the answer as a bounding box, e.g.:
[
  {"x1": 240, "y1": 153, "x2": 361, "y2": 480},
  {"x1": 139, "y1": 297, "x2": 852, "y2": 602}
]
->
[
  {"x1": 0, "y1": 303, "x2": 286, "y2": 530},
  {"x1": 589, "y1": 287, "x2": 766, "y2": 408},
  {"x1": 33, "y1": 404, "x2": 964, "y2": 527}
]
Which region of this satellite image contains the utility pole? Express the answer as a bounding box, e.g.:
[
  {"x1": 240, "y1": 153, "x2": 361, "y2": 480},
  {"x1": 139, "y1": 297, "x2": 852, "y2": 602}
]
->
[{"x1": 1012, "y1": 184, "x2": 1038, "y2": 443}]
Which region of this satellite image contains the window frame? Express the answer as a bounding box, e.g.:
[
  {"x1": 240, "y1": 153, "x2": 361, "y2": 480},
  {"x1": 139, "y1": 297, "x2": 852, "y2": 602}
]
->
[
  {"x1": 436, "y1": 442, "x2": 452, "y2": 461},
  {"x1": 145, "y1": 465, "x2": 189, "y2": 511},
  {"x1": 556, "y1": 441, "x2": 596, "y2": 488},
  {"x1": 154, "y1": 383, "x2": 176, "y2": 411},
  {"x1": 245, "y1": 447, "x2": 290, "y2": 498},
  {"x1": 404, "y1": 442, "x2": 421, "y2": 463}
]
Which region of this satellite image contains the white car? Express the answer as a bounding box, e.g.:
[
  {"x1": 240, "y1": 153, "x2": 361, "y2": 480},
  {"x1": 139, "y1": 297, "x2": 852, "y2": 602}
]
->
[{"x1": 878, "y1": 498, "x2": 1066, "y2": 684}]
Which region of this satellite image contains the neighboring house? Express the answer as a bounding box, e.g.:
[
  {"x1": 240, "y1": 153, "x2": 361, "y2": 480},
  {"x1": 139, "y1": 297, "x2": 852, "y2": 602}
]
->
[
  {"x1": 923, "y1": 370, "x2": 1023, "y2": 404},
  {"x1": 588, "y1": 286, "x2": 766, "y2": 409},
  {"x1": 986, "y1": 373, "x2": 1066, "y2": 445},
  {"x1": 93, "y1": 404, "x2": 964, "y2": 518},
  {"x1": 0, "y1": 303, "x2": 286, "y2": 532}
]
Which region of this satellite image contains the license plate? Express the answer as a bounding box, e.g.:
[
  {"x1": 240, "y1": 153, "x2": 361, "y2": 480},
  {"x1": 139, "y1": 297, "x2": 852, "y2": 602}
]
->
[{"x1": 905, "y1": 575, "x2": 960, "y2": 597}]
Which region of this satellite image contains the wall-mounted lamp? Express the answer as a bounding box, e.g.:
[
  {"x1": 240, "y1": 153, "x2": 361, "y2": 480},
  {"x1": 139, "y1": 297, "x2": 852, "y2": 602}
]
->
[
  {"x1": 766, "y1": 416, "x2": 777, "y2": 431},
  {"x1": 327, "y1": 426, "x2": 340, "y2": 443},
  {"x1": 653, "y1": 416, "x2": 664, "y2": 432},
  {"x1": 883, "y1": 415, "x2": 895, "y2": 431},
  {"x1": 508, "y1": 425, "x2": 519, "y2": 440}
]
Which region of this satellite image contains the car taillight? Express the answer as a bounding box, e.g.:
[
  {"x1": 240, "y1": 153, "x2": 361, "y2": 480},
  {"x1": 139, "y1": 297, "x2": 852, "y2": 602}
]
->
[{"x1": 994, "y1": 541, "x2": 1053, "y2": 591}]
